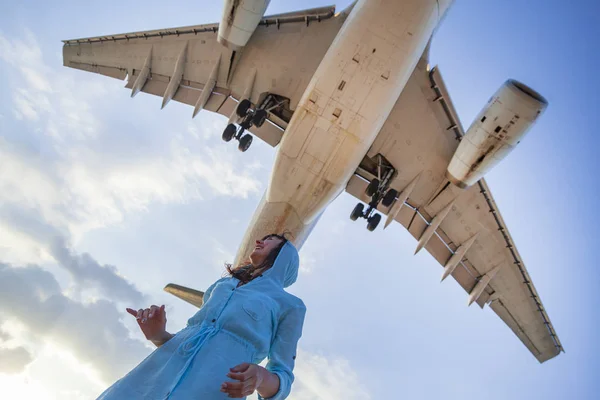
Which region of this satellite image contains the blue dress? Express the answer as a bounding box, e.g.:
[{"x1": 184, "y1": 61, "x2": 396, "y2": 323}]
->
[{"x1": 97, "y1": 242, "x2": 306, "y2": 400}]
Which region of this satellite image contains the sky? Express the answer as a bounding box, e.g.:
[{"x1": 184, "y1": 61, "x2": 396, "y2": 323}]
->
[{"x1": 0, "y1": 0, "x2": 599, "y2": 399}]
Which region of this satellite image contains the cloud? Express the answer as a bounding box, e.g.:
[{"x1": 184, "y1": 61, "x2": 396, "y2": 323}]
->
[
  {"x1": 0, "y1": 262, "x2": 149, "y2": 383},
  {"x1": 291, "y1": 350, "x2": 372, "y2": 400},
  {"x1": 0, "y1": 206, "x2": 144, "y2": 304},
  {"x1": 0, "y1": 327, "x2": 34, "y2": 377},
  {"x1": 0, "y1": 347, "x2": 34, "y2": 374},
  {"x1": 0, "y1": 31, "x2": 262, "y2": 244},
  {"x1": 0, "y1": 28, "x2": 264, "y2": 396},
  {"x1": 50, "y1": 237, "x2": 145, "y2": 304},
  {"x1": 247, "y1": 348, "x2": 371, "y2": 400},
  {"x1": 298, "y1": 250, "x2": 317, "y2": 275}
]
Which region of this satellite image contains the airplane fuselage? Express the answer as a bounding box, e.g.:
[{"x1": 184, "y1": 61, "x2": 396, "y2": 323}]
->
[{"x1": 234, "y1": 0, "x2": 453, "y2": 265}]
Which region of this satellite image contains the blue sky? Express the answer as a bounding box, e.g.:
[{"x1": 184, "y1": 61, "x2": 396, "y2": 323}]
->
[{"x1": 0, "y1": 0, "x2": 599, "y2": 399}]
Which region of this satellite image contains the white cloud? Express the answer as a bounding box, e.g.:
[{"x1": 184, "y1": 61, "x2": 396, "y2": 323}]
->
[
  {"x1": 0, "y1": 347, "x2": 34, "y2": 374},
  {"x1": 0, "y1": 205, "x2": 144, "y2": 304},
  {"x1": 20, "y1": 66, "x2": 52, "y2": 92},
  {"x1": 0, "y1": 29, "x2": 265, "y2": 398},
  {"x1": 0, "y1": 262, "x2": 148, "y2": 383},
  {"x1": 290, "y1": 350, "x2": 371, "y2": 400},
  {"x1": 298, "y1": 250, "x2": 317, "y2": 274},
  {"x1": 0, "y1": 374, "x2": 50, "y2": 400},
  {"x1": 0, "y1": 31, "x2": 46, "y2": 68},
  {"x1": 49, "y1": 237, "x2": 145, "y2": 304},
  {"x1": 13, "y1": 88, "x2": 41, "y2": 121},
  {"x1": 0, "y1": 28, "x2": 349, "y2": 400},
  {"x1": 0, "y1": 31, "x2": 262, "y2": 249}
]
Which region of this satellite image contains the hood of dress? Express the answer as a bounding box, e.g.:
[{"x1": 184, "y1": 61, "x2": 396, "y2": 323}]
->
[{"x1": 263, "y1": 241, "x2": 299, "y2": 288}]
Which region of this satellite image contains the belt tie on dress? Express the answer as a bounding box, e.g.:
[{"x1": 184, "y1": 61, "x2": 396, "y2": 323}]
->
[{"x1": 166, "y1": 323, "x2": 218, "y2": 398}]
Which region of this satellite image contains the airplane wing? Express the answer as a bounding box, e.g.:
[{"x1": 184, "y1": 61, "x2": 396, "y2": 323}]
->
[
  {"x1": 62, "y1": 5, "x2": 347, "y2": 147},
  {"x1": 345, "y1": 48, "x2": 563, "y2": 363},
  {"x1": 164, "y1": 283, "x2": 205, "y2": 308}
]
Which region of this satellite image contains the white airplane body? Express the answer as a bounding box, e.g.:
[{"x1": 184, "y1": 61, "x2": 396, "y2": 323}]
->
[
  {"x1": 239, "y1": 0, "x2": 444, "y2": 260},
  {"x1": 62, "y1": 0, "x2": 563, "y2": 363}
]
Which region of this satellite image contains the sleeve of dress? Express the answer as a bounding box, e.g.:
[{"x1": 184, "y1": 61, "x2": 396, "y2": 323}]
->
[{"x1": 258, "y1": 303, "x2": 306, "y2": 400}]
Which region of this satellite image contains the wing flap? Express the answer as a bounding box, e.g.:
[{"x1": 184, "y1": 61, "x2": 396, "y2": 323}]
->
[{"x1": 66, "y1": 61, "x2": 128, "y2": 80}]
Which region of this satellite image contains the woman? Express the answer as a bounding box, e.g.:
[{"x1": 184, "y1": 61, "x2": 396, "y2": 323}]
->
[{"x1": 98, "y1": 234, "x2": 306, "y2": 400}]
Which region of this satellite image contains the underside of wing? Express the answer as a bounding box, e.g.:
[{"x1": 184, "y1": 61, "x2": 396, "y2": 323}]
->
[
  {"x1": 164, "y1": 283, "x2": 205, "y2": 308},
  {"x1": 62, "y1": 5, "x2": 348, "y2": 147},
  {"x1": 345, "y1": 49, "x2": 563, "y2": 363}
]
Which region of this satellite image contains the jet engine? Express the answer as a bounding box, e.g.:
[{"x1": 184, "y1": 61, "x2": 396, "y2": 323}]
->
[
  {"x1": 218, "y1": 0, "x2": 271, "y2": 50},
  {"x1": 447, "y1": 80, "x2": 548, "y2": 188}
]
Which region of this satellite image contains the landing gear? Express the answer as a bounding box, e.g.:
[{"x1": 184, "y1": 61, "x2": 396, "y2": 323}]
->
[
  {"x1": 225, "y1": 99, "x2": 272, "y2": 152},
  {"x1": 224, "y1": 94, "x2": 292, "y2": 152},
  {"x1": 382, "y1": 189, "x2": 398, "y2": 208},
  {"x1": 350, "y1": 203, "x2": 364, "y2": 221},
  {"x1": 236, "y1": 99, "x2": 252, "y2": 118},
  {"x1": 365, "y1": 178, "x2": 379, "y2": 197},
  {"x1": 222, "y1": 124, "x2": 237, "y2": 142},
  {"x1": 238, "y1": 134, "x2": 253, "y2": 152},
  {"x1": 349, "y1": 154, "x2": 398, "y2": 231},
  {"x1": 253, "y1": 109, "x2": 268, "y2": 128},
  {"x1": 222, "y1": 100, "x2": 259, "y2": 151},
  {"x1": 221, "y1": 123, "x2": 253, "y2": 152},
  {"x1": 367, "y1": 213, "x2": 381, "y2": 232}
]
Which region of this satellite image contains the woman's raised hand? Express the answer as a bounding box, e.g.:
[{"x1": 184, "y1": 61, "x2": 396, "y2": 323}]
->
[{"x1": 126, "y1": 305, "x2": 171, "y2": 345}]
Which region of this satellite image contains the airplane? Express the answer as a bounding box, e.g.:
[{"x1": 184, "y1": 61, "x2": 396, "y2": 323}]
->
[{"x1": 62, "y1": 0, "x2": 563, "y2": 363}]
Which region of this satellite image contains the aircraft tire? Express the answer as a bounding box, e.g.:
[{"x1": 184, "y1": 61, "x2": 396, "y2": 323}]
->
[
  {"x1": 236, "y1": 99, "x2": 252, "y2": 118},
  {"x1": 350, "y1": 203, "x2": 364, "y2": 221},
  {"x1": 367, "y1": 213, "x2": 381, "y2": 231},
  {"x1": 238, "y1": 134, "x2": 253, "y2": 152},
  {"x1": 365, "y1": 179, "x2": 380, "y2": 197}
]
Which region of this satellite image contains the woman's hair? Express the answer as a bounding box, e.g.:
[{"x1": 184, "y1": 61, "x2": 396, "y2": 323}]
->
[{"x1": 226, "y1": 233, "x2": 289, "y2": 284}]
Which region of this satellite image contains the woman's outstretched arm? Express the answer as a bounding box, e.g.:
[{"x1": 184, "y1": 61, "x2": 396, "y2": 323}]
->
[{"x1": 127, "y1": 279, "x2": 222, "y2": 347}]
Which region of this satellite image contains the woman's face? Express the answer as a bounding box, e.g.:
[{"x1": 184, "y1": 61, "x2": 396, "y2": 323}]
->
[{"x1": 249, "y1": 236, "x2": 284, "y2": 267}]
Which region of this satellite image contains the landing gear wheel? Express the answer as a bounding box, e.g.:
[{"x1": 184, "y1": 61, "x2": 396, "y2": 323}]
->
[
  {"x1": 350, "y1": 203, "x2": 364, "y2": 221},
  {"x1": 238, "y1": 134, "x2": 253, "y2": 152},
  {"x1": 253, "y1": 109, "x2": 268, "y2": 128},
  {"x1": 382, "y1": 189, "x2": 398, "y2": 207},
  {"x1": 236, "y1": 99, "x2": 252, "y2": 118},
  {"x1": 367, "y1": 213, "x2": 381, "y2": 232},
  {"x1": 365, "y1": 178, "x2": 380, "y2": 197},
  {"x1": 222, "y1": 124, "x2": 237, "y2": 142}
]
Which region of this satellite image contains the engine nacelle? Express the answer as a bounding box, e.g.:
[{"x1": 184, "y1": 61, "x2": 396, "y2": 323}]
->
[
  {"x1": 218, "y1": 0, "x2": 271, "y2": 50},
  {"x1": 447, "y1": 80, "x2": 548, "y2": 188}
]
